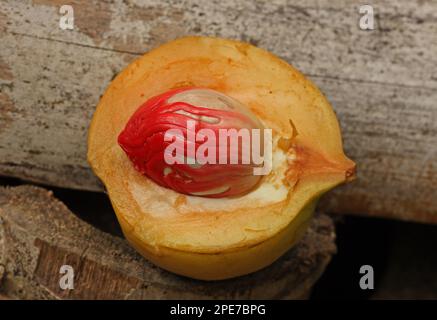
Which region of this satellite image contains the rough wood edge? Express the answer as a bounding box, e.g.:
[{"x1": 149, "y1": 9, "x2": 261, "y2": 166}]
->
[{"x1": 0, "y1": 185, "x2": 336, "y2": 300}]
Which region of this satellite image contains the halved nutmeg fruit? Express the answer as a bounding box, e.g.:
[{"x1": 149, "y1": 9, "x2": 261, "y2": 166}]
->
[{"x1": 87, "y1": 36, "x2": 355, "y2": 280}]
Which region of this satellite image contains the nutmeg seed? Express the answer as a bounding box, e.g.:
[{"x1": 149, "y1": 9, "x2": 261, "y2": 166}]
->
[{"x1": 118, "y1": 88, "x2": 268, "y2": 198}]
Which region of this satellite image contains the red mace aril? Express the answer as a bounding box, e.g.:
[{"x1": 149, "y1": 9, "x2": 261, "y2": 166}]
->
[{"x1": 118, "y1": 88, "x2": 266, "y2": 198}]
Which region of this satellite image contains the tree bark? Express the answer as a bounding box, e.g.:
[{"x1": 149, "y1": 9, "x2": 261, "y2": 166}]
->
[
  {"x1": 0, "y1": 0, "x2": 436, "y2": 223},
  {"x1": 0, "y1": 185, "x2": 336, "y2": 299}
]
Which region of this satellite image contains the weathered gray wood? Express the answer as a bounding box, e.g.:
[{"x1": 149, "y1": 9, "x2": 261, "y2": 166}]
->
[
  {"x1": 0, "y1": 185, "x2": 336, "y2": 299},
  {"x1": 0, "y1": 0, "x2": 436, "y2": 223}
]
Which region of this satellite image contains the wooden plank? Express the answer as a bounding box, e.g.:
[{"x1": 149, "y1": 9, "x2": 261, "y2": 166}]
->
[
  {"x1": 0, "y1": 185, "x2": 336, "y2": 299},
  {"x1": 2, "y1": 0, "x2": 436, "y2": 87},
  {"x1": 319, "y1": 78, "x2": 437, "y2": 223},
  {"x1": 0, "y1": 1, "x2": 436, "y2": 223}
]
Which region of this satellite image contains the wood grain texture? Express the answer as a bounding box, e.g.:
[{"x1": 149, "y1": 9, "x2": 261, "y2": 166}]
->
[
  {"x1": 0, "y1": 185, "x2": 336, "y2": 299},
  {"x1": 0, "y1": 0, "x2": 436, "y2": 223}
]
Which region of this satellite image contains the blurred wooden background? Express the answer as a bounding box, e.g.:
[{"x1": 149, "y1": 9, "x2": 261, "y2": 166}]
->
[
  {"x1": 0, "y1": 185, "x2": 336, "y2": 299},
  {"x1": 1, "y1": 0, "x2": 436, "y2": 223},
  {"x1": 0, "y1": 0, "x2": 436, "y2": 300}
]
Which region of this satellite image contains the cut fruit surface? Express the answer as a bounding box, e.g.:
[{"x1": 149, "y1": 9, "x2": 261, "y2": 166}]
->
[{"x1": 87, "y1": 36, "x2": 355, "y2": 280}]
